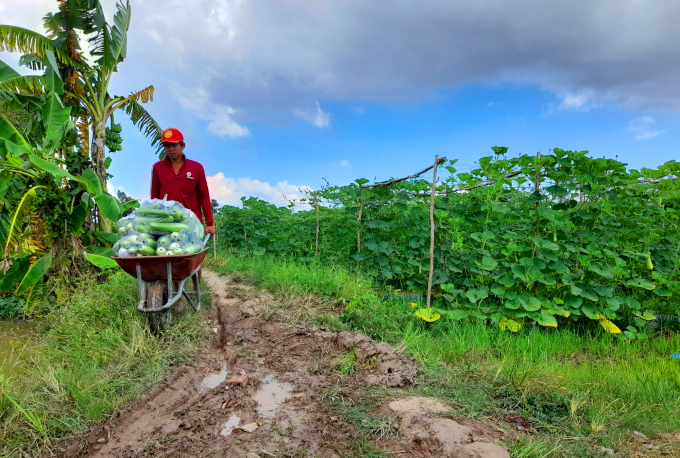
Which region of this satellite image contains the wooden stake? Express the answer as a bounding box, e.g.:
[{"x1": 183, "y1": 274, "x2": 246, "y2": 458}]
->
[
  {"x1": 315, "y1": 192, "x2": 320, "y2": 256},
  {"x1": 533, "y1": 152, "x2": 541, "y2": 257},
  {"x1": 534, "y1": 152, "x2": 541, "y2": 295},
  {"x1": 356, "y1": 186, "x2": 363, "y2": 268},
  {"x1": 242, "y1": 201, "x2": 248, "y2": 249},
  {"x1": 426, "y1": 156, "x2": 439, "y2": 308}
]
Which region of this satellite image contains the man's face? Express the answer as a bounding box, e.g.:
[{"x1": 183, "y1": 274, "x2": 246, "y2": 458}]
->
[{"x1": 163, "y1": 142, "x2": 185, "y2": 159}]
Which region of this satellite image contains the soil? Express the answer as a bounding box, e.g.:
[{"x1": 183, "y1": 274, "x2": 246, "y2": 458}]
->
[{"x1": 50, "y1": 269, "x2": 509, "y2": 458}]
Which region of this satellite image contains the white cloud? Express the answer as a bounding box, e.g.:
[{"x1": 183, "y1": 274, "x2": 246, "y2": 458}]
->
[
  {"x1": 175, "y1": 87, "x2": 250, "y2": 138},
  {"x1": 557, "y1": 90, "x2": 602, "y2": 111},
  {"x1": 146, "y1": 29, "x2": 163, "y2": 44},
  {"x1": 628, "y1": 116, "x2": 663, "y2": 140},
  {"x1": 341, "y1": 160, "x2": 348, "y2": 166},
  {"x1": 293, "y1": 101, "x2": 330, "y2": 128},
  {"x1": 206, "y1": 173, "x2": 313, "y2": 208},
  {"x1": 5, "y1": 0, "x2": 680, "y2": 135}
]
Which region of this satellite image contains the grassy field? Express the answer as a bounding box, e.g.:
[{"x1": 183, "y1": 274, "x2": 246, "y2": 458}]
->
[
  {"x1": 207, "y1": 250, "x2": 680, "y2": 457},
  {"x1": 0, "y1": 271, "x2": 211, "y2": 456}
]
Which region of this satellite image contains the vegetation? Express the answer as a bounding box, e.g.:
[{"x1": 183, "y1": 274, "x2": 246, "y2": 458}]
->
[
  {"x1": 0, "y1": 272, "x2": 211, "y2": 455},
  {"x1": 0, "y1": 0, "x2": 162, "y2": 301},
  {"x1": 209, "y1": 250, "x2": 680, "y2": 457},
  {"x1": 215, "y1": 148, "x2": 680, "y2": 336}
]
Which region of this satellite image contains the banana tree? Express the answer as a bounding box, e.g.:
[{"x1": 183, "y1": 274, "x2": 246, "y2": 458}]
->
[
  {"x1": 0, "y1": 60, "x2": 137, "y2": 255},
  {"x1": 0, "y1": 0, "x2": 162, "y2": 186}
]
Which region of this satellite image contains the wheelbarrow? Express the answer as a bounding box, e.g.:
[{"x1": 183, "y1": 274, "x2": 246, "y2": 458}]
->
[{"x1": 113, "y1": 234, "x2": 211, "y2": 334}]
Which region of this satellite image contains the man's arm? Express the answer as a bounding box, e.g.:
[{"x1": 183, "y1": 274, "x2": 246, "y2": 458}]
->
[
  {"x1": 151, "y1": 165, "x2": 161, "y2": 199},
  {"x1": 197, "y1": 165, "x2": 215, "y2": 234}
]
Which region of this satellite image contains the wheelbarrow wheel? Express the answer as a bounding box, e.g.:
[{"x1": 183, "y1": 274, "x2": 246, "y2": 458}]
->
[{"x1": 147, "y1": 281, "x2": 171, "y2": 335}]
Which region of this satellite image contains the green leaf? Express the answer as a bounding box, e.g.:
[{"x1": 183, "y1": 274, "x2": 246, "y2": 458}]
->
[
  {"x1": 581, "y1": 303, "x2": 598, "y2": 320},
  {"x1": 626, "y1": 278, "x2": 656, "y2": 290},
  {"x1": 355, "y1": 178, "x2": 369, "y2": 186},
  {"x1": 88, "y1": 246, "x2": 114, "y2": 257},
  {"x1": 84, "y1": 252, "x2": 119, "y2": 270},
  {"x1": 0, "y1": 255, "x2": 30, "y2": 292},
  {"x1": 545, "y1": 185, "x2": 568, "y2": 197},
  {"x1": 497, "y1": 275, "x2": 515, "y2": 288},
  {"x1": 625, "y1": 297, "x2": 641, "y2": 310},
  {"x1": 121, "y1": 200, "x2": 140, "y2": 212},
  {"x1": 565, "y1": 296, "x2": 582, "y2": 309},
  {"x1": 520, "y1": 294, "x2": 542, "y2": 311},
  {"x1": 443, "y1": 309, "x2": 468, "y2": 321},
  {"x1": 94, "y1": 231, "x2": 120, "y2": 244},
  {"x1": 0, "y1": 111, "x2": 31, "y2": 151},
  {"x1": 353, "y1": 253, "x2": 372, "y2": 261},
  {"x1": 70, "y1": 202, "x2": 88, "y2": 230},
  {"x1": 94, "y1": 194, "x2": 122, "y2": 222},
  {"x1": 16, "y1": 254, "x2": 52, "y2": 295},
  {"x1": 28, "y1": 154, "x2": 73, "y2": 178},
  {"x1": 82, "y1": 168, "x2": 103, "y2": 195},
  {"x1": 481, "y1": 230, "x2": 495, "y2": 241},
  {"x1": 415, "y1": 308, "x2": 441, "y2": 322},
  {"x1": 537, "y1": 312, "x2": 558, "y2": 328},
  {"x1": 481, "y1": 256, "x2": 498, "y2": 271},
  {"x1": 465, "y1": 288, "x2": 488, "y2": 304},
  {"x1": 535, "y1": 239, "x2": 559, "y2": 251},
  {"x1": 42, "y1": 83, "x2": 70, "y2": 147}
]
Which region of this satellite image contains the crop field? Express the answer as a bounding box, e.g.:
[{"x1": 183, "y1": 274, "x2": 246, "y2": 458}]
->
[{"x1": 216, "y1": 148, "x2": 680, "y2": 336}]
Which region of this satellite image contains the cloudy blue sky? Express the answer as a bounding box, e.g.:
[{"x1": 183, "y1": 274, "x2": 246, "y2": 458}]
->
[{"x1": 2, "y1": 0, "x2": 680, "y2": 207}]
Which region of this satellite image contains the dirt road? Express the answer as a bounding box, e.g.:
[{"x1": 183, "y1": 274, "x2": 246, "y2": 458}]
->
[{"x1": 57, "y1": 269, "x2": 509, "y2": 458}]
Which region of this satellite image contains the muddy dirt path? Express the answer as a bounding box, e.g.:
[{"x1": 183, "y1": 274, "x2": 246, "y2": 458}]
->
[{"x1": 59, "y1": 269, "x2": 509, "y2": 458}]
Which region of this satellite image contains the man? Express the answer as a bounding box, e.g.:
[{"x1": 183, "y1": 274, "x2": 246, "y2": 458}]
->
[{"x1": 151, "y1": 128, "x2": 216, "y2": 235}]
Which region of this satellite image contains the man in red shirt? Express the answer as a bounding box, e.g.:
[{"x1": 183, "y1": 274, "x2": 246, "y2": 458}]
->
[{"x1": 151, "y1": 128, "x2": 216, "y2": 235}]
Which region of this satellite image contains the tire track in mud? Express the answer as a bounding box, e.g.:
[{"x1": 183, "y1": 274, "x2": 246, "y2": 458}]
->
[{"x1": 57, "y1": 269, "x2": 509, "y2": 458}]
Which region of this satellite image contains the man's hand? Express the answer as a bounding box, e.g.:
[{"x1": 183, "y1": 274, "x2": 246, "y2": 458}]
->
[{"x1": 205, "y1": 225, "x2": 216, "y2": 235}]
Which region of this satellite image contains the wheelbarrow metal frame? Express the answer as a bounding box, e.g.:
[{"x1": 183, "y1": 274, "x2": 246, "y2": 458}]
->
[{"x1": 113, "y1": 234, "x2": 211, "y2": 314}]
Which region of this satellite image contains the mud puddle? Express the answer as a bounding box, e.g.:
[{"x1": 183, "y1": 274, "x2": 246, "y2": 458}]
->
[
  {"x1": 48, "y1": 269, "x2": 508, "y2": 458},
  {"x1": 201, "y1": 361, "x2": 228, "y2": 389},
  {"x1": 254, "y1": 374, "x2": 293, "y2": 418}
]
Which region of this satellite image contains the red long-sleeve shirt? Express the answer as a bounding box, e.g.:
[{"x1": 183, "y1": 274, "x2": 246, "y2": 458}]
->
[{"x1": 151, "y1": 155, "x2": 214, "y2": 225}]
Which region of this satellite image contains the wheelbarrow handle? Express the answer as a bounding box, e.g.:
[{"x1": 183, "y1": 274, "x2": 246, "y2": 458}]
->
[{"x1": 202, "y1": 233, "x2": 211, "y2": 248}]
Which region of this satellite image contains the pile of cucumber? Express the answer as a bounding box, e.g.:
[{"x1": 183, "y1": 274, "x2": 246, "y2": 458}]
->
[
  {"x1": 117, "y1": 201, "x2": 203, "y2": 240},
  {"x1": 113, "y1": 229, "x2": 204, "y2": 257},
  {"x1": 113, "y1": 199, "x2": 205, "y2": 257}
]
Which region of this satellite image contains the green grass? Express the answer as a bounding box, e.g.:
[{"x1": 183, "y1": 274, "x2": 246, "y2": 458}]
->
[
  {"x1": 204, "y1": 251, "x2": 371, "y2": 299},
  {"x1": 212, "y1": 250, "x2": 680, "y2": 457},
  {"x1": 0, "y1": 271, "x2": 211, "y2": 456}
]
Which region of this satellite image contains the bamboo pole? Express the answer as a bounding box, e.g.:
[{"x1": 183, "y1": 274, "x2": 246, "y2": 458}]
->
[
  {"x1": 356, "y1": 186, "x2": 363, "y2": 268},
  {"x1": 315, "y1": 192, "x2": 320, "y2": 256},
  {"x1": 534, "y1": 152, "x2": 541, "y2": 295},
  {"x1": 426, "y1": 155, "x2": 439, "y2": 308},
  {"x1": 242, "y1": 201, "x2": 248, "y2": 250},
  {"x1": 533, "y1": 152, "x2": 541, "y2": 257}
]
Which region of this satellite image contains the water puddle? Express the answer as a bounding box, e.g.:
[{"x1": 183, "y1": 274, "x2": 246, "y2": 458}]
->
[
  {"x1": 254, "y1": 374, "x2": 293, "y2": 418},
  {"x1": 201, "y1": 362, "x2": 228, "y2": 389},
  {"x1": 220, "y1": 414, "x2": 241, "y2": 436}
]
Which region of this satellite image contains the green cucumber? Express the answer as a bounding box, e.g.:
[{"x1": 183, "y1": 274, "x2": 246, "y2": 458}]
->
[
  {"x1": 136, "y1": 208, "x2": 174, "y2": 217},
  {"x1": 149, "y1": 222, "x2": 189, "y2": 232},
  {"x1": 184, "y1": 245, "x2": 201, "y2": 255},
  {"x1": 139, "y1": 245, "x2": 156, "y2": 256},
  {"x1": 156, "y1": 247, "x2": 167, "y2": 255}
]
